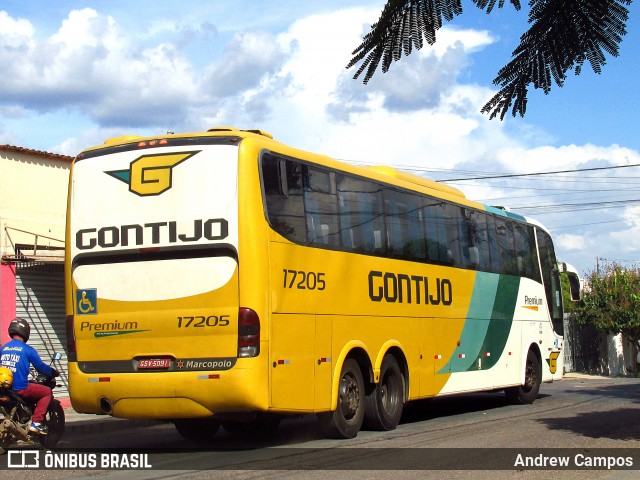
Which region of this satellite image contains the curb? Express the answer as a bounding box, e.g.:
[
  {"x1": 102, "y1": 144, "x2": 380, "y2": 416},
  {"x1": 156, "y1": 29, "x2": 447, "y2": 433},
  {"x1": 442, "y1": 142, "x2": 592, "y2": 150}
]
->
[{"x1": 562, "y1": 372, "x2": 637, "y2": 380}]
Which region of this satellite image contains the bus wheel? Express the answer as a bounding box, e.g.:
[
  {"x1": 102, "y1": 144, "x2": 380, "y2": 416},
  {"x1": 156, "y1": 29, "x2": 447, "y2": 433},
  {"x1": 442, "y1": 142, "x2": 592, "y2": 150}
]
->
[
  {"x1": 319, "y1": 358, "x2": 365, "y2": 439},
  {"x1": 363, "y1": 354, "x2": 404, "y2": 431},
  {"x1": 174, "y1": 418, "x2": 220, "y2": 441},
  {"x1": 506, "y1": 350, "x2": 541, "y2": 405}
]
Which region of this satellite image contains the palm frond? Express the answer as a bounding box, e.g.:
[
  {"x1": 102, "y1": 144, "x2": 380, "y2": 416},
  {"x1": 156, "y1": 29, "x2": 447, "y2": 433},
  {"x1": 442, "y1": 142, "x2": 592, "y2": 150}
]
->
[
  {"x1": 347, "y1": 1, "x2": 465, "y2": 84},
  {"x1": 482, "y1": 0, "x2": 631, "y2": 119},
  {"x1": 473, "y1": 0, "x2": 522, "y2": 13},
  {"x1": 348, "y1": 1, "x2": 523, "y2": 84}
]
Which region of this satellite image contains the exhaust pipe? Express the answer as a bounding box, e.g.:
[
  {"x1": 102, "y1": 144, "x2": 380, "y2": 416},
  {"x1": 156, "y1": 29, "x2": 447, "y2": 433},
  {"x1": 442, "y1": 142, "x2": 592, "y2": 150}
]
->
[{"x1": 99, "y1": 397, "x2": 113, "y2": 414}]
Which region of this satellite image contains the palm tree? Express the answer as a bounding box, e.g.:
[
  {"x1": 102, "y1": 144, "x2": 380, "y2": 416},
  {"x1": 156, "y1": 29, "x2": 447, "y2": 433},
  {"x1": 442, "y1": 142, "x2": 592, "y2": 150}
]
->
[{"x1": 347, "y1": 0, "x2": 631, "y2": 119}]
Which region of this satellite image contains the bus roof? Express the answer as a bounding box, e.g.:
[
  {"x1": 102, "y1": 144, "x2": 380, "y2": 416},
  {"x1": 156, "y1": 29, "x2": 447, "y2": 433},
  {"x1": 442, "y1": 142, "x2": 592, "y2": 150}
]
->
[{"x1": 81, "y1": 126, "x2": 543, "y2": 228}]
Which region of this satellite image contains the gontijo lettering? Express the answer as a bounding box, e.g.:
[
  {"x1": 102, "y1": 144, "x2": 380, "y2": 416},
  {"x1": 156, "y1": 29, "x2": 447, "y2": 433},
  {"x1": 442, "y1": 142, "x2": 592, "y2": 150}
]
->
[
  {"x1": 368, "y1": 270, "x2": 453, "y2": 305},
  {"x1": 76, "y1": 218, "x2": 228, "y2": 250}
]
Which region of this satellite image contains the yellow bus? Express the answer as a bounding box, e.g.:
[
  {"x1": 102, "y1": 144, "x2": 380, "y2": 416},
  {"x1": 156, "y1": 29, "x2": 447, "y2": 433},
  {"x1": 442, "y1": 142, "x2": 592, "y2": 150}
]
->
[{"x1": 65, "y1": 127, "x2": 579, "y2": 439}]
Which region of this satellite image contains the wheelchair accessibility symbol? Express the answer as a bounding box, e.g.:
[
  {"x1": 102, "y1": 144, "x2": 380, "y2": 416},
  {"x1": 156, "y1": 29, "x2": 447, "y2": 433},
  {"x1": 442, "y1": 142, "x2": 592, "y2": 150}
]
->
[{"x1": 76, "y1": 289, "x2": 98, "y2": 315}]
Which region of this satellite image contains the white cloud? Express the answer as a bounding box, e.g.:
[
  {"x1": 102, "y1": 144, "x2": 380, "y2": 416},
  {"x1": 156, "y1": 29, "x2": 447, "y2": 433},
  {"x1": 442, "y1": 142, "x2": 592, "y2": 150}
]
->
[
  {"x1": 328, "y1": 27, "x2": 494, "y2": 120},
  {"x1": 556, "y1": 234, "x2": 586, "y2": 251},
  {"x1": 494, "y1": 143, "x2": 640, "y2": 172},
  {"x1": 0, "y1": 9, "x2": 200, "y2": 127},
  {"x1": 0, "y1": 127, "x2": 18, "y2": 145},
  {"x1": 256, "y1": 8, "x2": 512, "y2": 172},
  {"x1": 204, "y1": 31, "x2": 287, "y2": 97},
  {"x1": 0, "y1": 6, "x2": 501, "y2": 152},
  {"x1": 622, "y1": 205, "x2": 640, "y2": 228},
  {"x1": 3, "y1": 3, "x2": 640, "y2": 276},
  {"x1": 0, "y1": 10, "x2": 34, "y2": 48}
]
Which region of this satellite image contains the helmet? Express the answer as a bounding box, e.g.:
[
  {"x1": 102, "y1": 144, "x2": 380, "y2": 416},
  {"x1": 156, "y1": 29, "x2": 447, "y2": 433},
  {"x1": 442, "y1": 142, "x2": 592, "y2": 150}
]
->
[
  {"x1": 8, "y1": 317, "x2": 30, "y2": 342},
  {"x1": 0, "y1": 367, "x2": 12, "y2": 388}
]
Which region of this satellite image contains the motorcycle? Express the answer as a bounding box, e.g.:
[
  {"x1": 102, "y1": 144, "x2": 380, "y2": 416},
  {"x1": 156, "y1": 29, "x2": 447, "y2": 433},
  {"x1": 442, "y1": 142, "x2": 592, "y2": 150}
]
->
[{"x1": 0, "y1": 353, "x2": 66, "y2": 453}]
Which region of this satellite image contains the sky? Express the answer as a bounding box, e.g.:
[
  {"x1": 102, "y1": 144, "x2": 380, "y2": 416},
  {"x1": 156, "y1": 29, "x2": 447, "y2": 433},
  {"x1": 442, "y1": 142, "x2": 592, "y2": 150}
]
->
[{"x1": 1, "y1": 0, "x2": 639, "y2": 277}]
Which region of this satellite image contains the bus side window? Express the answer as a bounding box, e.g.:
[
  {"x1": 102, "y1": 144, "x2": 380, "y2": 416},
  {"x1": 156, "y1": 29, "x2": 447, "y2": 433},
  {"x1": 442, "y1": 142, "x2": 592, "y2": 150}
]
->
[
  {"x1": 385, "y1": 189, "x2": 426, "y2": 261},
  {"x1": 424, "y1": 200, "x2": 451, "y2": 265},
  {"x1": 514, "y1": 224, "x2": 541, "y2": 281},
  {"x1": 486, "y1": 215, "x2": 500, "y2": 273},
  {"x1": 450, "y1": 207, "x2": 471, "y2": 268},
  {"x1": 442, "y1": 203, "x2": 462, "y2": 267},
  {"x1": 491, "y1": 217, "x2": 517, "y2": 276},
  {"x1": 337, "y1": 175, "x2": 386, "y2": 254},
  {"x1": 262, "y1": 155, "x2": 306, "y2": 244},
  {"x1": 468, "y1": 210, "x2": 491, "y2": 270},
  {"x1": 305, "y1": 167, "x2": 339, "y2": 246}
]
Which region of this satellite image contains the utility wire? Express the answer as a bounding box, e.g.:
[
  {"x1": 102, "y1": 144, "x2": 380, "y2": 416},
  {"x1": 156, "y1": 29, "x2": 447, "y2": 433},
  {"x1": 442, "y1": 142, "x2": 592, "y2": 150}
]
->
[
  {"x1": 435, "y1": 163, "x2": 640, "y2": 182},
  {"x1": 344, "y1": 158, "x2": 640, "y2": 220},
  {"x1": 548, "y1": 218, "x2": 633, "y2": 230}
]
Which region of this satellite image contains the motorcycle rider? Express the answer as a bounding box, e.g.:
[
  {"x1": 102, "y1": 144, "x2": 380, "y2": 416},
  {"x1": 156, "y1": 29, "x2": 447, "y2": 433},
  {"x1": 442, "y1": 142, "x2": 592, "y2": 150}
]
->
[{"x1": 0, "y1": 318, "x2": 59, "y2": 434}]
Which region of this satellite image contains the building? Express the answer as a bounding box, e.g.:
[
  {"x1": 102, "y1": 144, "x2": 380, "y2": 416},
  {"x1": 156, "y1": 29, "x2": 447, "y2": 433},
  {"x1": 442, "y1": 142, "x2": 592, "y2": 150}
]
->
[{"x1": 1, "y1": 145, "x2": 72, "y2": 395}]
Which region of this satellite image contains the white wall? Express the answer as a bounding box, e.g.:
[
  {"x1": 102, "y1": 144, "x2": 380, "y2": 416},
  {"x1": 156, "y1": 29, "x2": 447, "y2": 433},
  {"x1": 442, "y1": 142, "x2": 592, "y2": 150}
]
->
[{"x1": 0, "y1": 148, "x2": 71, "y2": 257}]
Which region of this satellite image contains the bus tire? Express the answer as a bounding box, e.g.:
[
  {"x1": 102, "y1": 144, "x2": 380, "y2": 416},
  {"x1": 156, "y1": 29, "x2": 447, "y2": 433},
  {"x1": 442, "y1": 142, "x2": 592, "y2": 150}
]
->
[
  {"x1": 505, "y1": 349, "x2": 541, "y2": 405},
  {"x1": 174, "y1": 418, "x2": 220, "y2": 441},
  {"x1": 363, "y1": 354, "x2": 404, "y2": 431},
  {"x1": 318, "y1": 358, "x2": 365, "y2": 439}
]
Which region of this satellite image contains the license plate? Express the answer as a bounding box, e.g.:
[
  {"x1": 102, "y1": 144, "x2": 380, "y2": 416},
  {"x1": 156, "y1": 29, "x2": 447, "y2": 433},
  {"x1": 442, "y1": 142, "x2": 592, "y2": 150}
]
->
[{"x1": 137, "y1": 358, "x2": 171, "y2": 369}]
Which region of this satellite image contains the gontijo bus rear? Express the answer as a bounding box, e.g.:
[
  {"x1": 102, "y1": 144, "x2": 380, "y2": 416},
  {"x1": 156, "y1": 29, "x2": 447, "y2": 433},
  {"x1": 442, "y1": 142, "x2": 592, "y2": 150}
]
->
[{"x1": 66, "y1": 127, "x2": 579, "y2": 439}]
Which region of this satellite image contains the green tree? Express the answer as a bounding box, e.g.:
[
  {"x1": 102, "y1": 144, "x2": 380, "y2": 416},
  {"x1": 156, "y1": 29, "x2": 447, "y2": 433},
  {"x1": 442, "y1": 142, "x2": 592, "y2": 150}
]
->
[
  {"x1": 573, "y1": 262, "x2": 640, "y2": 377},
  {"x1": 347, "y1": 0, "x2": 631, "y2": 120}
]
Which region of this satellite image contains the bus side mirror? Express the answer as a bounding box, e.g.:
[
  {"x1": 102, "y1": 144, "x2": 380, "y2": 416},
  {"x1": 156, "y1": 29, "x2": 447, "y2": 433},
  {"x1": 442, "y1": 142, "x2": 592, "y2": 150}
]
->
[
  {"x1": 560, "y1": 262, "x2": 582, "y2": 301},
  {"x1": 568, "y1": 274, "x2": 582, "y2": 301}
]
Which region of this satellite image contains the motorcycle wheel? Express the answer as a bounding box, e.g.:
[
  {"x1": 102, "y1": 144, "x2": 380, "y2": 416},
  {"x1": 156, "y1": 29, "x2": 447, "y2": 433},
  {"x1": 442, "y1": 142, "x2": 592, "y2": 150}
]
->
[{"x1": 39, "y1": 400, "x2": 65, "y2": 448}]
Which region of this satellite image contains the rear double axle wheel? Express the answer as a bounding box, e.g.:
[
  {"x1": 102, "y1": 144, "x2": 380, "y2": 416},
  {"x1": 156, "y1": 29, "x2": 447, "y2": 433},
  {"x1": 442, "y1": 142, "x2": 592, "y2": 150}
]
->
[{"x1": 320, "y1": 355, "x2": 405, "y2": 438}]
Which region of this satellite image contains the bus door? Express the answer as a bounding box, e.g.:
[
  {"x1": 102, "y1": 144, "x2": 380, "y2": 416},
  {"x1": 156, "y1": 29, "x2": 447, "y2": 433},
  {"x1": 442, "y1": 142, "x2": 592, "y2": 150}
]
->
[{"x1": 269, "y1": 313, "x2": 332, "y2": 411}]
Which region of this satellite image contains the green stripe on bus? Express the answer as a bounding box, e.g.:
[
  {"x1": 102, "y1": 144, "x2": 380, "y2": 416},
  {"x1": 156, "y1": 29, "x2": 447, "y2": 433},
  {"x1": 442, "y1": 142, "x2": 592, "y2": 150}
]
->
[
  {"x1": 437, "y1": 272, "x2": 498, "y2": 374},
  {"x1": 437, "y1": 274, "x2": 520, "y2": 374},
  {"x1": 470, "y1": 275, "x2": 520, "y2": 371}
]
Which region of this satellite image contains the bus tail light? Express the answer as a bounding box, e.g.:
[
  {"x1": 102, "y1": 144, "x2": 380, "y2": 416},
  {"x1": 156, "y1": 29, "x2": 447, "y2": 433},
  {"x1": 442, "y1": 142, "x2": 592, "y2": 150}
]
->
[
  {"x1": 238, "y1": 308, "x2": 260, "y2": 358},
  {"x1": 66, "y1": 315, "x2": 77, "y2": 362}
]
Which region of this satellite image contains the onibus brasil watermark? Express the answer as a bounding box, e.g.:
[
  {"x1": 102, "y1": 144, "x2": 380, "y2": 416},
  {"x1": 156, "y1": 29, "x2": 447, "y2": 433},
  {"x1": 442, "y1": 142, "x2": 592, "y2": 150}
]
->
[{"x1": 7, "y1": 450, "x2": 151, "y2": 469}]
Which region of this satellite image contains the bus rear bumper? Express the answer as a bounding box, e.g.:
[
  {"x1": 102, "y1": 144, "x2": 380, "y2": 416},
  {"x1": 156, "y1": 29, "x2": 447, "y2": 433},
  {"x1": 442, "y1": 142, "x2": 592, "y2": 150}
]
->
[
  {"x1": 113, "y1": 397, "x2": 216, "y2": 419},
  {"x1": 67, "y1": 362, "x2": 267, "y2": 419}
]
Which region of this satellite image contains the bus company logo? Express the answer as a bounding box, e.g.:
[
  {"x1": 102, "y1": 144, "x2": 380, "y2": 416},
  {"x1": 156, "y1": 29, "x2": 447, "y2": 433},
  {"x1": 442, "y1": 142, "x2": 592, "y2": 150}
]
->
[
  {"x1": 175, "y1": 357, "x2": 236, "y2": 370},
  {"x1": 522, "y1": 295, "x2": 544, "y2": 311},
  {"x1": 79, "y1": 319, "x2": 148, "y2": 338},
  {"x1": 547, "y1": 351, "x2": 560, "y2": 374},
  {"x1": 106, "y1": 151, "x2": 199, "y2": 196}
]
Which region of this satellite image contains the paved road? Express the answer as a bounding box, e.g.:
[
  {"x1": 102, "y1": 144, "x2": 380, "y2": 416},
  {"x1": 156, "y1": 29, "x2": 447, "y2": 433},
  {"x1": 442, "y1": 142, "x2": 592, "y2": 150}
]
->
[{"x1": 3, "y1": 374, "x2": 639, "y2": 479}]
